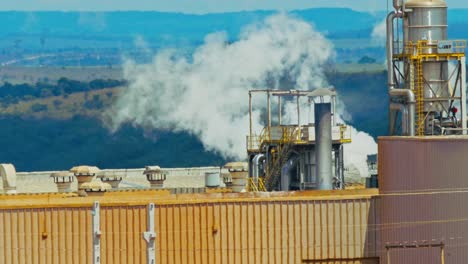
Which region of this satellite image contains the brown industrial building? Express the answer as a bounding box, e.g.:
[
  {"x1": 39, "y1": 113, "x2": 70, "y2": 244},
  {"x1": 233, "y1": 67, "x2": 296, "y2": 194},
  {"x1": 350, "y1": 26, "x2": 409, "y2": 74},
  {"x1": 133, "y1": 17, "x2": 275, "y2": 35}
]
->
[
  {"x1": 3, "y1": 137, "x2": 468, "y2": 263},
  {"x1": 1, "y1": 0, "x2": 468, "y2": 263}
]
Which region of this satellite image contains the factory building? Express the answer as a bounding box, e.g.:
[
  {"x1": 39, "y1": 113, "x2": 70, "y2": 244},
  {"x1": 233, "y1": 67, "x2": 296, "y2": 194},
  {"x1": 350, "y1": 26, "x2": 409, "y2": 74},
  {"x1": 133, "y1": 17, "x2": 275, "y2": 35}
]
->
[{"x1": 0, "y1": 0, "x2": 467, "y2": 263}]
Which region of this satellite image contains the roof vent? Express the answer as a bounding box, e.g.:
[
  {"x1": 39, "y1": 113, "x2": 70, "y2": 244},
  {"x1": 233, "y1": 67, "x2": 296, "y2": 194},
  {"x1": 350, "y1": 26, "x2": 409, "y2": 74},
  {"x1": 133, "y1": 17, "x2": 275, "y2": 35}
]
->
[
  {"x1": 70, "y1": 165, "x2": 100, "y2": 190},
  {"x1": 224, "y1": 162, "x2": 248, "y2": 192},
  {"x1": 143, "y1": 166, "x2": 167, "y2": 189},
  {"x1": 96, "y1": 171, "x2": 125, "y2": 189},
  {"x1": 50, "y1": 171, "x2": 74, "y2": 192},
  {"x1": 79, "y1": 181, "x2": 111, "y2": 196}
]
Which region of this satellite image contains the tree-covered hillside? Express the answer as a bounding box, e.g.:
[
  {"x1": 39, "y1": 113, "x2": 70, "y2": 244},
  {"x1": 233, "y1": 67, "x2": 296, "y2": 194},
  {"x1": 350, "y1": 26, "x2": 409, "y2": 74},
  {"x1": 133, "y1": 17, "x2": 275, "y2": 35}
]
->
[{"x1": 0, "y1": 70, "x2": 392, "y2": 171}]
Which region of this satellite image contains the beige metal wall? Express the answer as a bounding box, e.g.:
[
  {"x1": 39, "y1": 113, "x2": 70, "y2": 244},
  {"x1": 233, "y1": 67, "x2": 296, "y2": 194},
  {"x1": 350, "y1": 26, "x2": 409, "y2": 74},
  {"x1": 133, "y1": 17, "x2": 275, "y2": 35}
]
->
[{"x1": 0, "y1": 190, "x2": 380, "y2": 264}]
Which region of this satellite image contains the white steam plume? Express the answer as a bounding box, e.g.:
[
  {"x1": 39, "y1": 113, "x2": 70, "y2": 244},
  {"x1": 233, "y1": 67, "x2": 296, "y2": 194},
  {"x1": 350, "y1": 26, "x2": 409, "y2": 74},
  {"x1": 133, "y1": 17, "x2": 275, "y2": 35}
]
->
[
  {"x1": 371, "y1": 18, "x2": 386, "y2": 47},
  {"x1": 107, "y1": 13, "x2": 377, "y2": 176}
]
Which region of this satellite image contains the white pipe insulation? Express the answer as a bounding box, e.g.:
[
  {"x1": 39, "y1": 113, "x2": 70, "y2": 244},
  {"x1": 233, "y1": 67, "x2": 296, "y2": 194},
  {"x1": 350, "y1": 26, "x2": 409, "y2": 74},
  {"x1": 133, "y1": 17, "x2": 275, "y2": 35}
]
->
[{"x1": 0, "y1": 164, "x2": 17, "y2": 194}]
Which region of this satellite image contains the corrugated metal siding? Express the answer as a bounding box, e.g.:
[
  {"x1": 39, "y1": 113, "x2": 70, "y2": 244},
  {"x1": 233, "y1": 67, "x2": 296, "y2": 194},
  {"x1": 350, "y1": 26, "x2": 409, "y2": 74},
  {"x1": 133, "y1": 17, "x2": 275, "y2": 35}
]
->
[
  {"x1": 379, "y1": 137, "x2": 468, "y2": 263},
  {"x1": 381, "y1": 191, "x2": 468, "y2": 264},
  {"x1": 155, "y1": 199, "x2": 379, "y2": 264},
  {"x1": 0, "y1": 207, "x2": 93, "y2": 264},
  {"x1": 0, "y1": 194, "x2": 379, "y2": 264},
  {"x1": 379, "y1": 136, "x2": 468, "y2": 193}
]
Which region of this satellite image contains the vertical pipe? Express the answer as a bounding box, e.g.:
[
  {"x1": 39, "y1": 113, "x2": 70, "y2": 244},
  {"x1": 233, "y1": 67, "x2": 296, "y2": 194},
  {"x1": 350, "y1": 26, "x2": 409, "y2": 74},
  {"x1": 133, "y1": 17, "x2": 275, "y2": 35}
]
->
[
  {"x1": 144, "y1": 203, "x2": 156, "y2": 264},
  {"x1": 278, "y1": 96, "x2": 282, "y2": 125},
  {"x1": 461, "y1": 57, "x2": 467, "y2": 134},
  {"x1": 441, "y1": 245, "x2": 445, "y2": 264},
  {"x1": 296, "y1": 95, "x2": 300, "y2": 127},
  {"x1": 339, "y1": 144, "x2": 344, "y2": 189},
  {"x1": 332, "y1": 96, "x2": 336, "y2": 125},
  {"x1": 92, "y1": 202, "x2": 101, "y2": 264},
  {"x1": 315, "y1": 103, "x2": 333, "y2": 190},
  {"x1": 249, "y1": 92, "x2": 252, "y2": 138},
  {"x1": 387, "y1": 11, "x2": 416, "y2": 136},
  {"x1": 267, "y1": 91, "x2": 271, "y2": 129},
  {"x1": 334, "y1": 148, "x2": 339, "y2": 189}
]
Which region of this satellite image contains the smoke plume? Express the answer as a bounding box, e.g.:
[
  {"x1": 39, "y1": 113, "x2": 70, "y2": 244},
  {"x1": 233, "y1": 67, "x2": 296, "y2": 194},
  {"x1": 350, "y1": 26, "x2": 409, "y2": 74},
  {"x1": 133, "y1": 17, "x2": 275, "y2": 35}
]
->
[
  {"x1": 107, "y1": 13, "x2": 377, "y2": 176},
  {"x1": 371, "y1": 18, "x2": 386, "y2": 46}
]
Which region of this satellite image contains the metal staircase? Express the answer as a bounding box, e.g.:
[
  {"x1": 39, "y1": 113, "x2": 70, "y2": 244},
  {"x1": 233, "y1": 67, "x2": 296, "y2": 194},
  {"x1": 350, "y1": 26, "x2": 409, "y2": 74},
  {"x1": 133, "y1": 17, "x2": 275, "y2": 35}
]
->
[{"x1": 264, "y1": 143, "x2": 293, "y2": 191}]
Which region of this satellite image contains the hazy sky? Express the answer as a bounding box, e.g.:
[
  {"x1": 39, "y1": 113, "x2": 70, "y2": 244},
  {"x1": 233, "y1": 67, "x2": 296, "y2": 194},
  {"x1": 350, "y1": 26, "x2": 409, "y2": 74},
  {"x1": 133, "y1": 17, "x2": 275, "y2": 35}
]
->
[{"x1": 1, "y1": 0, "x2": 467, "y2": 13}]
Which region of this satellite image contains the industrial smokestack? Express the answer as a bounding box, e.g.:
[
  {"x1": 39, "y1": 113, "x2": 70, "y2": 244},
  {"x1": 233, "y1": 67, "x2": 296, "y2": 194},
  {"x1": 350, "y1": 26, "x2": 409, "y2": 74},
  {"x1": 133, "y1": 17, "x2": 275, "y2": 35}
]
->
[{"x1": 315, "y1": 103, "x2": 333, "y2": 190}]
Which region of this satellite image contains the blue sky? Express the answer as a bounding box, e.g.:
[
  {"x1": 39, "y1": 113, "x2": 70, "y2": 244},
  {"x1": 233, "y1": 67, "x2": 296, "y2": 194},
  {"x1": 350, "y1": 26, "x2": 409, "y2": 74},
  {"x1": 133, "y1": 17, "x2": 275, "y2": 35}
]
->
[{"x1": 1, "y1": 0, "x2": 467, "y2": 13}]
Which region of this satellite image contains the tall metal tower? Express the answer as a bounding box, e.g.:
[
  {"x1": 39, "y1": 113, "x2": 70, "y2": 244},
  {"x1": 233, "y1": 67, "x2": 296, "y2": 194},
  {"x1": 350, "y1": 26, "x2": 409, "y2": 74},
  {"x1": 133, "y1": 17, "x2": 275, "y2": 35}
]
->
[{"x1": 387, "y1": 0, "x2": 467, "y2": 136}]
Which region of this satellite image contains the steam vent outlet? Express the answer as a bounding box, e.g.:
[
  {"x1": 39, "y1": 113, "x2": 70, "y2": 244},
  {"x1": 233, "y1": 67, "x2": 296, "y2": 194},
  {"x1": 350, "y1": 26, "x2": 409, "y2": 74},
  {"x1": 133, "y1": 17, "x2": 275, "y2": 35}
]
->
[
  {"x1": 79, "y1": 181, "x2": 112, "y2": 196},
  {"x1": 50, "y1": 171, "x2": 74, "y2": 192},
  {"x1": 144, "y1": 166, "x2": 167, "y2": 189},
  {"x1": 96, "y1": 171, "x2": 125, "y2": 189},
  {"x1": 224, "y1": 162, "x2": 248, "y2": 193},
  {"x1": 69, "y1": 165, "x2": 100, "y2": 190}
]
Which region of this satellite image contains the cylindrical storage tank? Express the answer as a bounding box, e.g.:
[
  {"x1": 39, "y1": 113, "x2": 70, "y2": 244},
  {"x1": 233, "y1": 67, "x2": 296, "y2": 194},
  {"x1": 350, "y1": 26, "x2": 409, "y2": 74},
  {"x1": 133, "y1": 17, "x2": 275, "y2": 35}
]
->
[
  {"x1": 404, "y1": 0, "x2": 449, "y2": 112},
  {"x1": 205, "y1": 172, "x2": 220, "y2": 188},
  {"x1": 314, "y1": 103, "x2": 333, "y2": 190}
]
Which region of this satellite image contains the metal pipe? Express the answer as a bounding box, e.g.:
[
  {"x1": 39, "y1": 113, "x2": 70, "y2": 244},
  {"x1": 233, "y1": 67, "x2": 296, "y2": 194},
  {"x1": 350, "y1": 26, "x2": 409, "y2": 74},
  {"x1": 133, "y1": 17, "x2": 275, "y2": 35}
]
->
[
  {"x1": 387, "y1": 11, "x2": 416, "y2": 136},
  {"x1": 252, "y1": 154, "x2": 265, "y2": 186},
  {"x1": 278, "y1": 96, "x2": 282, "y2": 125},
  {"x1": 249, "y1": 92, "x2": 252, "y2": 138},
  {"x1": 315, "y1": 103, "x2": 333, "y2": 190},
  {"x1": 390, "y1": 103, "x2": 409, "y2": 134},
  {"x1": 461, "y1": 57, "x2": 467, "y2": 134},
  {"x1": 393, "y1": 0, "x2": 402, "y2": 10},
  {"x1": 0, "y1": 164, "x2": 16, "y2": 194},
  {"x1": 339, "y1": 144, "x2": 344, "y2": 189},
  {"x1": 267, "y1": 91, "x2": 271, "y2": 128},
  {"x1": 296, "y1": 95, "x2": 300, "y2": 127}
]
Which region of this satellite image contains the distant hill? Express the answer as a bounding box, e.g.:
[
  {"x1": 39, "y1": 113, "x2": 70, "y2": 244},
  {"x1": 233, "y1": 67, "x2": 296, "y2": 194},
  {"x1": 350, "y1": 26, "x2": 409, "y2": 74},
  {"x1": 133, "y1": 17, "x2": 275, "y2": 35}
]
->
[
  {"x1": 0, "y1": 69, "x2": 389, "y2": 171},
  {"x1": 1, "y1": 9, "x2": 468, "y2": 42}
]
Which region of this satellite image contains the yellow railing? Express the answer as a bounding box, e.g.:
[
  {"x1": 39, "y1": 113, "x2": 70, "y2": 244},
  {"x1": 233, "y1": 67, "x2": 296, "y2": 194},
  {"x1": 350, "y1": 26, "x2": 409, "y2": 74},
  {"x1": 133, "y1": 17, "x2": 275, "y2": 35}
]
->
[
  {"x1": 247, "y1": 177, "x2": 266, "y2": 192},
  {"x1": 247, "y1": 125, "x2": 352, "y2": 152},
  {"x1": 339, "y1": 125, "x2": 352, "y2": 143},
  {"x1": 395, "y1": 40, "x2": 466, "y2": 60}
]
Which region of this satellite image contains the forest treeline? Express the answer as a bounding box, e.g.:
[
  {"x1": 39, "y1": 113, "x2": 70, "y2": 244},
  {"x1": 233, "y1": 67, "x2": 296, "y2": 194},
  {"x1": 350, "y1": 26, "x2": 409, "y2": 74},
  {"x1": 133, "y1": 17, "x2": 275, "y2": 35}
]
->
[{"x1": 0, "y1": 78, "x2": 126, "y2": 105}]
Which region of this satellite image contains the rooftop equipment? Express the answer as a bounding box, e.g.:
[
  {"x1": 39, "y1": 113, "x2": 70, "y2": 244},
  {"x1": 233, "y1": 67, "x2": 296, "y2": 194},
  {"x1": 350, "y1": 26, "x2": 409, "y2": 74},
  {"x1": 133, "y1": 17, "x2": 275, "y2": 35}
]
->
[
  {"x1": 387, "y1": 0, "x2": 466, "y2": 135},
  {"x1": 50, "y1": 171, "x2": 74, "y2": 192},
  {"x1": 0, "y1": 164, "x2": 16, "y2": 194},
  {"x1": 70, "y1": 165, "x2": 100, "y2": 190},
  {"x1": 96, "y1": 171, "x2": 125, "y2": 189},
  {"x1": 143, "y1": 166, "x2": 167, "y2": 189}
]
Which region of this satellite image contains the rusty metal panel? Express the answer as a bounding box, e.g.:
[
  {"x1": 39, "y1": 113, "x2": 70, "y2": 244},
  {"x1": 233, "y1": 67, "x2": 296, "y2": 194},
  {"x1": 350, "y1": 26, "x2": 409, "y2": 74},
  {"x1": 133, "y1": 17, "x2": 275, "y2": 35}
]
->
[{"x1": 379, "y1": 136, "x2": 468, "y2": 193}]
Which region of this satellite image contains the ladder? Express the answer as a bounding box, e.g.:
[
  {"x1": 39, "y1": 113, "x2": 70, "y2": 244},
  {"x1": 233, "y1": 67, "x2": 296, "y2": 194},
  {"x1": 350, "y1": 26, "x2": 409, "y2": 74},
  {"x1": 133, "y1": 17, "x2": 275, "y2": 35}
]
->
[
  {"x1": 415, "y1": 42, "x2": 425, "y2": 136},
  {"x1": 264, "y1": 143, "x2": 292, "y2": 191}
]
